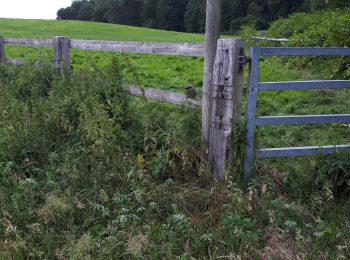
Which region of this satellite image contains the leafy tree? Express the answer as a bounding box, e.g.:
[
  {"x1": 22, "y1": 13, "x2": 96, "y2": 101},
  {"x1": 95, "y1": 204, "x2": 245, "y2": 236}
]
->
[
  {"x1": 184, "y1": 0, "x2": 205, "y2": 33},
  {"x1": 142, "y1": 0, "x2": 159, "y2": 28},
  {"x1": 242, "y1": 0, "x2": 269, "y2": 29},
  {"x1": 57, "y1": 7, "x2": 76, "y2": 20},
  {"x1": 104, "y1": 0, "x2": 143, "y2": 26},
  {"x1": 156, "y1": 0, "x2": 189, "y2": 31},
  {"x1": 56, "y1": 0, "x2": 86, "y2": 20},
  {"x1": 327, "y1": 0, "x2": 350, "y2": 8},
  {"x1": 92, "y1": 0, "x2": 109, "y2": 22},
  {"x1": 56, "y1": 0, "x2": 349, "y2": 33},
  {"x1": 77, "y1": 0, "x2": 95, "y2": 21}
]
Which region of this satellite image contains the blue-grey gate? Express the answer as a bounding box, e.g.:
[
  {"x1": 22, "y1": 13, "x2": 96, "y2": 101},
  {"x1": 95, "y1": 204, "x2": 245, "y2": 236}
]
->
[{"x1": 244, "y1": 47, "x2": 350, "y2": 185}]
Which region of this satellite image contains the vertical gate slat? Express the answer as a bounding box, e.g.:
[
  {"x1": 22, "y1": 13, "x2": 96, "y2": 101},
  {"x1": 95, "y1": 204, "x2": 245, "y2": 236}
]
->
[{"x1": 243, "y1": 48, "x2": 260, "y2": 186}]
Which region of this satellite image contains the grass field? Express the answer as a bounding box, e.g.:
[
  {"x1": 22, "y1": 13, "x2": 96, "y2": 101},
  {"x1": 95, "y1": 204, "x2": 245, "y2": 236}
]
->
[
  {"x1": 0, "y1": 18, "x2": 204, "y2": 42},
  {"x1": 0, "y1": 18, "x2": 350, "y2": 258}
]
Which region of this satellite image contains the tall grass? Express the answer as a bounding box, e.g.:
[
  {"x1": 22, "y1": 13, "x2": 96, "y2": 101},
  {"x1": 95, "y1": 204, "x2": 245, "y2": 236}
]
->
[
  {"x1": 0, "y1": 16, "x2": 349, "y2": 258},
  {"x1": 0, "y1": 59, "x2": 349, "y2": 258}
]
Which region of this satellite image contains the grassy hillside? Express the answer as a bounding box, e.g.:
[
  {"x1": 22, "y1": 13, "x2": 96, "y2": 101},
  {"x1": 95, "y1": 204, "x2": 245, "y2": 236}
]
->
[
  {"x1": 0, "y1": 18, "x2": 350, "y2": 258},
  {"x1": 0, "y1": 18, "x2": 204, "y2": 42},
  {"x1": 0, "y1": 18, "x2": 207, "y2": 92}
]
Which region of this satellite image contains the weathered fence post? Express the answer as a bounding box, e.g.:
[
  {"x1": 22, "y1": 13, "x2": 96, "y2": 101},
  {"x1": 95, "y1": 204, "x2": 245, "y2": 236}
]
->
[
  {"x1": 53, "y1": 36, "x2": 70, "y2": 75},
  {"x1": 0, "y1": 36, "x2": 6, "y2": 63},
  {"x1": 208, "y1": 39, "x2": 245, "y2": 180},
  {"x1": 202, "y1": 0, "x2": 221, "y2": 143}
]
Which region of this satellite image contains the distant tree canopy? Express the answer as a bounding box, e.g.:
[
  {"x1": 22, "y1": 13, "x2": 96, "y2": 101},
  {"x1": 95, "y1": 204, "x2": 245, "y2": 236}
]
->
[{"x1": 57, "y1": 0, "x2": 350, "y2": 33}]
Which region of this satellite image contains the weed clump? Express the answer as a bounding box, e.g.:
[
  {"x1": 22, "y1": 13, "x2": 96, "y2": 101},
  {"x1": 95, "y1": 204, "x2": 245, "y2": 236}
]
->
[{"x1": 0, "y1": 58, "x2": 349, "y2": 259}]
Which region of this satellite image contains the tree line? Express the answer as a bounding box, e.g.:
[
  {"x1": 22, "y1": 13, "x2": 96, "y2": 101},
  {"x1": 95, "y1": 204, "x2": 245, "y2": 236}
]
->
[{"x1": 57, "y1": 0, "x2": 350, "y2": 33}]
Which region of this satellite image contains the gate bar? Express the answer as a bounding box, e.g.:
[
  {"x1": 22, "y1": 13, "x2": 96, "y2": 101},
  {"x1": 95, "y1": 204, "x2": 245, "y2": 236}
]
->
[
  {"x1": 260, "y1": 47, "x2": 350, "y2": 56},
  {"x1": 259, "y1": 80, "x2": 350, "y2": 91},
  {"x1": 256, "y1": 114, "x2": 350, "y2": 125},
  {"x1": 256, "y1": 145, "x2": 350, "y2": 158}
]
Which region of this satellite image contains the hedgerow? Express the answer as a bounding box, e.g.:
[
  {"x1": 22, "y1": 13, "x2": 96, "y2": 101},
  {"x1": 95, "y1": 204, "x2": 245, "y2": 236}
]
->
[{"x1": 268, "y1": 8, "x2": 350, "y2": 79}]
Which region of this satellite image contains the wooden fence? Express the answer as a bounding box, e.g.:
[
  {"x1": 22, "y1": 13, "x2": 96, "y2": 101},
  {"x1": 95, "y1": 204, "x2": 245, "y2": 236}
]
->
[
  {"x1": 0, "y1": 36, "x2": 205, "y2": 107},
  {"x1": 252, "y1": 36, "x2": 289, "y2": 43},
  {"x1": 1, "y1": 35, "x2": 350, "y2": 185},
  {"x1": 0, "y1": 35, "x2": 245, "y2": 181}
]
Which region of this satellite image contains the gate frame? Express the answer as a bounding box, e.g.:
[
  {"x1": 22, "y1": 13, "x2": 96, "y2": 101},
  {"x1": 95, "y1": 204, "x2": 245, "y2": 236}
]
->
[{"x1": 244, "y1": 47, "x2": 350, "y2": 185}]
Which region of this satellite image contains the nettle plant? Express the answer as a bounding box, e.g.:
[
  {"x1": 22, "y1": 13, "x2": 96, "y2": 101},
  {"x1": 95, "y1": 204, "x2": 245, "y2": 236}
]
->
[
  {"x1": 222, "y1": 214, "x2": 261, "y2": 242},
  {"x1": 317, "y1": 152, "x2": 350, "y2": 199}
]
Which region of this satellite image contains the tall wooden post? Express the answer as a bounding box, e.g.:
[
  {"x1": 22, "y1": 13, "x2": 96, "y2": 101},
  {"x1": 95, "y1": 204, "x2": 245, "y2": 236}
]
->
[
  {"x1": 0, "y1": 36, "x2": 6, "y2": 63},
  {"x1": 208, "y1": 39, "x2": 245, "y2": 180},
  {"x1": 202, "y1": 0, "x2": 221, "y2": 143},
  {"x1": 53, "y1": 36, "x2": 70, "y2": 75}
]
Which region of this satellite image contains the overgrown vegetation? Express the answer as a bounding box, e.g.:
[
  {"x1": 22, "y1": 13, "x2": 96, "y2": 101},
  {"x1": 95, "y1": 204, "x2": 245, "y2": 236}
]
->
[
  {"x1": 1, "y1": 59, "x2": 349, "y2": 258},
  {"x1": 1, "y1": 11, "x2": 350, "y2": 258},
  {"x1": 267, "y1": 8, "x2": 350, "y2": 79}
]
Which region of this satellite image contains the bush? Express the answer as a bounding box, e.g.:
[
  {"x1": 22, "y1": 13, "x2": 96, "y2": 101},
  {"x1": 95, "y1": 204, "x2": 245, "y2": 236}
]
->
[
  {"x1": 317, "y1": 152, "x2": 350, "y2": 199},
  {"x1": 239, "y1": 24, "x2": 257, "y2": 47},
  {"x1": 268, "y1": 12, "x2": 323, "y2": 39},
  {"x1": 267, "y1": 8, "x2": 350, "y2": 79}
]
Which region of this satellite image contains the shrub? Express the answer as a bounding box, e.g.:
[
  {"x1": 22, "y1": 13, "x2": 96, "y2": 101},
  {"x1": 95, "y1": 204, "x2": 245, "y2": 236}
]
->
[
  {"x1": 267, "y1": 8, "x2": 350, "y2": 79},
  {"x1": 317, "y1": 152, "x2": 350, "y2": 199},
  {"x1": 239, "y1": 24, "x2": 258, "y2": 47},
  {"x1": 268, "y1": 12, "x2": 323, "y2": 39}
]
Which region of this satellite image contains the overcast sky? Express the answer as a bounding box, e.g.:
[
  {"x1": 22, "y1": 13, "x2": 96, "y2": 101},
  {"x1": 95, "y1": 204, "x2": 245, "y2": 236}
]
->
[{"x1": 0, "y1": 0, "x2": 73, "y2": 20}]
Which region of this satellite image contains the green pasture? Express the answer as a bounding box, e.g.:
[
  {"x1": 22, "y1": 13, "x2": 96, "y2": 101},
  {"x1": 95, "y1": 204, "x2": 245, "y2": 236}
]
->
[{"x1": 0, "y1": 18, "x2": 204, "y2": 42}]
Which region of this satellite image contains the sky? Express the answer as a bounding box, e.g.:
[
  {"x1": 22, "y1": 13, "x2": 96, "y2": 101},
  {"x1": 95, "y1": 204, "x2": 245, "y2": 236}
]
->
[{"x1": 0, "y1": 0, "x2": 73, "y2": 20}]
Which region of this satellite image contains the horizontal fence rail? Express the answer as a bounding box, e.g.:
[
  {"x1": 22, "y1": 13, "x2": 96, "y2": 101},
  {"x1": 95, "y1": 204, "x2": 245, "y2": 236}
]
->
[
  {"x1": 6, "y1": 59, "x2": 25, "y2": 65},
  {"x1": 259, "y1": 80, "x2": 350, "y2": 91},
  {"x1": 252, "y1": 36, "x2": 289, "y2": 43},
  {"x1": 4, "y1": 38, "x2": 53, "y2": 47},
  {"x1": 122, "y1": 85, "x2": 202, "y2": 107},
  {"x1": 260, "y1": 47, "x2": 350, "y2": 56},
  {"x1": 0, "y1": 35, "x2": 203, "y2": 106},
  {"x1": 256, "y1": 145, "x2": 350, "y2": 158},
  {"x1": 256, "y1": 114, "x2": 350, "y2": 125},
  {"x1": 244, "y1": 47, "x2": 350, "y2": 185},
  {"x1": 3, "y1": 37, "x2": 204, "y2": 57},
  {"x1": 70, "y1": 40, "x2": 204, "y2": 57}
]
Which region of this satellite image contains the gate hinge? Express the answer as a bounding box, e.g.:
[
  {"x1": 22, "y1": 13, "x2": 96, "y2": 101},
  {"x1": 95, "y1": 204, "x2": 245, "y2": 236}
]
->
[
  {"x1": 238, "y1": 47, "x2": 251, "y2": 72},
  {"x1": 239, "y1": 56, "x2": 250, "y2": 72}
]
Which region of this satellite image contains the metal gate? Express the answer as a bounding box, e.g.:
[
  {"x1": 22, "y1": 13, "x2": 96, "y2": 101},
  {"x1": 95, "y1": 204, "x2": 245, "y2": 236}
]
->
[{"x1": 244, "y1": 47, "x2": 350, "y2": 185}]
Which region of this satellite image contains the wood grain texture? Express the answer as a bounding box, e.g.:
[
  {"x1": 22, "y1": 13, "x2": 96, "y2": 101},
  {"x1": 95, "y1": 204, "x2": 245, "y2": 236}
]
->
[
  {"x1": 202, "y1": 0, "x2": 221, "y2": 142},
  {"x1": 70, "y1": 40, "x2": 204, "y2": 57},
  {"x1": 0, "y1": 36, "x2": 5, "y2": 63},
  {"x1": 53, "y1": 36, "x2": 70, "y2": 75},
  {"x1": 253, "y1": 36, "x2": 289, "y2": 42},
  {"x1": 122, "y1": 85, "x2": 202, "y2": 107},
  {"x1": 4, "y1": 37, "x2": 204, "y2": 57},
  {"x1": 4, "y1": 38, "x2": 53, "y2": 47},
  {"x1": 208, "y1": 39, "x2": 244, "y2": 180}
]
